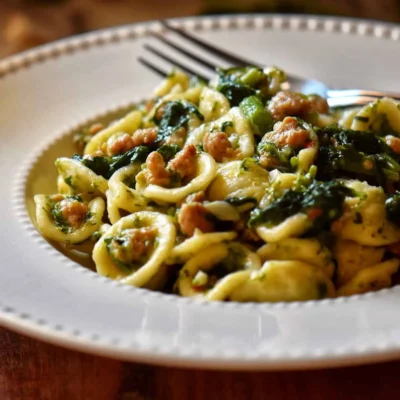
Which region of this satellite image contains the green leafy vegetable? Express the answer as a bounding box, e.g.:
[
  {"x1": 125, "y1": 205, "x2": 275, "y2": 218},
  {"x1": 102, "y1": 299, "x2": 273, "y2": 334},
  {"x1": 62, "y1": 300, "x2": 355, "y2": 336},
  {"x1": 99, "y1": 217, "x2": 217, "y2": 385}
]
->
[
  {"x1": 248, "y1": 180, "x2": 354, "y2": 235},
  {"x1": 156, "y1": 144, "x2": 180, "y2": 162},
  {"x1": 315, "y1": 127, "x2": 400, "y2": 190},
  {"x1": 221, "y1": 121, "x2": 233, "y2": 132},
  {"x1": 73, "y1": 146, "x2": 151, "y2": 179},
  {"x1": 217, "y1": 82, "x2": 256, "y2": 107},
  {"x1": 154, "y1": 100, "x2": 204, "y2": 143},
  {"x1": 386, "y1": 192, "x2": 400, "y2": 227}
]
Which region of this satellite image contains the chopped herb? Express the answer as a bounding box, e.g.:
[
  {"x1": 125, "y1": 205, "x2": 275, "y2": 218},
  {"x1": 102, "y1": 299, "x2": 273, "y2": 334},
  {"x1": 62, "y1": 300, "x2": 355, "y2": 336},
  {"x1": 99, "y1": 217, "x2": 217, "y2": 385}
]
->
[
  {"x1": 240, "y1": 157, "x2": 257, "y2": 172},
  {"x1": 64, "y1": 176, "x2": 74, "y2": 188},
  {"x1": 104, "y1": 236, "x2": 132, "y2": 273},
  {"x1": 221, "y1": 121, "x2": 233, "y2": 132}
]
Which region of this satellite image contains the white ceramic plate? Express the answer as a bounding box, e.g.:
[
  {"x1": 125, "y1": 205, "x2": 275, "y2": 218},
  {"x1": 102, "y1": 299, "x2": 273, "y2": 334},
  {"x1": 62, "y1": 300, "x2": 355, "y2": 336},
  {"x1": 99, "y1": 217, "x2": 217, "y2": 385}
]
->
[{"x1": 2, "y1": 14, "x2": 400, "y2": 370}]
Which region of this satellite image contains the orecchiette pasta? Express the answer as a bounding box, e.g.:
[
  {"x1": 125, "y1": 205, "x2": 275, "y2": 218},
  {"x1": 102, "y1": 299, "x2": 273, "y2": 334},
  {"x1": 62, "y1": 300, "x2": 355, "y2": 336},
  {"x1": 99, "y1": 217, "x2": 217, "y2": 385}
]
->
[
  {"x1": 229, "y1": 260, "x2": 335, "y2": 302},
  {"x1": 93, "y1": 211, "x2": 176, "y2": 288},
  {"x1": 33, "y1": 65, "x2": 400, "y2": 301},
  {"x1": 34, "y1": 194, "x2": 105, "y2": 244},
  {"x1": 257, "y1": 238, "x2": 334, "y2": 278},
  {"x1": 176, "y1": 242, "x2": 261, "y2": 300}
]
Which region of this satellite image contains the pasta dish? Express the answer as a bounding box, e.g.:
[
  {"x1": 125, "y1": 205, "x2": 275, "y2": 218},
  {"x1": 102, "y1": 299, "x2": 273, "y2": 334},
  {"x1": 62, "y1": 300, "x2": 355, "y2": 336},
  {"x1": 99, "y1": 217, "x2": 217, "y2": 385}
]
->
[{"x1": 34, "y1": 66, "x2": 400, "y2": 302}]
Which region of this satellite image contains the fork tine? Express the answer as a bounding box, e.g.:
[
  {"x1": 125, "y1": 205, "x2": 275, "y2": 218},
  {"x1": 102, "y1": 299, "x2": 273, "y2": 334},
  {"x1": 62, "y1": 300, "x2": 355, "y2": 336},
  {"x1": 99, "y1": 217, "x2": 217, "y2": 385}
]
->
[
  {"x1": 143, "y1": 44, "x2": 211, "y2": 81},
  {"x1": 161, "y1": 20, "x2": 259, "y2": 68},
  {"x1": 151, "y1": 32, "x2": 219, "y2": 71},
  {"x1": 138, "y1": 57, "x2": 168, "y2": 78}
]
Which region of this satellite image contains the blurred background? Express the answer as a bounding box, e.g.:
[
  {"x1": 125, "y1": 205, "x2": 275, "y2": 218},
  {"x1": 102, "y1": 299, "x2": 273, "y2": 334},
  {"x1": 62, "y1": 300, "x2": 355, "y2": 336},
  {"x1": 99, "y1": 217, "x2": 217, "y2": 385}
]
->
[{"x1": 1, "y1": 0, "x2": 400, "y2": 58}]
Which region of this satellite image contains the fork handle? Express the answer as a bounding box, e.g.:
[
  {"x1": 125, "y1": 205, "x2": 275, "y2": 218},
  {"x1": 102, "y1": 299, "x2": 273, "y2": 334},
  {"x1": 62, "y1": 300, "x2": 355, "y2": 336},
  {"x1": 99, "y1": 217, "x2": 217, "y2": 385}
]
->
[{"x1": 328, "y1": 89, "x2": 400, "y2": 101}]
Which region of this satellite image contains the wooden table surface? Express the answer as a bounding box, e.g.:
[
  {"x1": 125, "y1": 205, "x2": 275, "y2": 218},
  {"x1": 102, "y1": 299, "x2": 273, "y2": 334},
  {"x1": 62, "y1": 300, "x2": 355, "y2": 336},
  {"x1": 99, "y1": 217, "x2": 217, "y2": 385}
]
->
[{"x1": 1, "y1": 326, "x2": 399, "y2": 400}]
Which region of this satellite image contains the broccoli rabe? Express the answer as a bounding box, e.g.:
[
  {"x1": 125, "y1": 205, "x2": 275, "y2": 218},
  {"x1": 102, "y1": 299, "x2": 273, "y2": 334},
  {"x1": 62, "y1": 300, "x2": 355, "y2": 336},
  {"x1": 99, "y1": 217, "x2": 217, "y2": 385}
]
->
[
  {"x1": 154, "y1": 100, "x2": 204, "y2": 143},
  {"x1": 73, "y1": 146, "x2": 151, "y2": 179},
  {"x1": 315, "y1": 127, "x2": 400, "y2": 190},
  {"x1": 215, "y1": 66, "x2": 286, "y2": 106},
  {"x1": 249, "y1": 180, "x2": 354, "y2": 235}
]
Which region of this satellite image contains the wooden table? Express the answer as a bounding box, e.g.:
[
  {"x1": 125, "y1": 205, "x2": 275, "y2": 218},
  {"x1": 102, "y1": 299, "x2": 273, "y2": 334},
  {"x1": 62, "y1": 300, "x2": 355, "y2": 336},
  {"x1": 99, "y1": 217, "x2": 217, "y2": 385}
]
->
[{"x1": 1, "y1": 326, "x2": 399, "y2": 400}]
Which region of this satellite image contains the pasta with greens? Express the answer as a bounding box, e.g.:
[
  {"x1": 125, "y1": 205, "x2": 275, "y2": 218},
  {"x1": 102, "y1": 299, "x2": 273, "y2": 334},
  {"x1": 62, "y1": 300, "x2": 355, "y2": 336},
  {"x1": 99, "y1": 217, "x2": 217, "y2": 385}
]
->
[{"x1": 34, "y1": 65, "x2": 400, "y2": 302}]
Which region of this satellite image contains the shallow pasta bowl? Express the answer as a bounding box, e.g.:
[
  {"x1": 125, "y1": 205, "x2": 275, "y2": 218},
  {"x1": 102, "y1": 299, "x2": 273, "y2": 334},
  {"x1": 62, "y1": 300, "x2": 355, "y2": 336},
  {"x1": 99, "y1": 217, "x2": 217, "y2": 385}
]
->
[{"x1": 2, "y1": 14, "x2": 400, "y2": 370}]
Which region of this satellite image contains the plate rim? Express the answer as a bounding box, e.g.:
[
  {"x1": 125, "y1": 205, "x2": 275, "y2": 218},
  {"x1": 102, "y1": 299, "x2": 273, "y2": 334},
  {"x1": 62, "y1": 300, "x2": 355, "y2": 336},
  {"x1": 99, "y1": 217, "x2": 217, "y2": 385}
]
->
[{"x1": 2, "y1": 13, "x2": 400, "y2": 370}]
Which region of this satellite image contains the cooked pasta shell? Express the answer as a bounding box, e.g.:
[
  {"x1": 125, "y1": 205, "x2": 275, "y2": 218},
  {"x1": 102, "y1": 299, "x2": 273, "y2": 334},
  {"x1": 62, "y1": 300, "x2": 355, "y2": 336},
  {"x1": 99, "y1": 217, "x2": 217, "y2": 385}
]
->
[
  {"x1": 153, "y1": 69, "x2": 190, "y2": 97},
  {"x1": 208, "y1": 159, "x2": 269, "y2": 203},
  {"x1": 136, "y1": 152, "x2": 217, "y2": 203},
  {"x1": 55, "y1": 157, "x2": 108, "y2": 196},
  {"x1": 106, "y1": 165, "x2": 151, "y2": 224},
  {"x1": 256, "y1": 213, "x2": 310, "y2": 243},
  {"x1": 57, "y1": 174, "x2": 74, "y2": 195},
  {"x1": 176, "y1": 242, "x2": 261, "y2": 300},
  {"x1": 337, "y1": 259, "x2": 399, "y2": 297},
  {"x1": 199, "y1": 87, "x2": 230, "y2": 122},
  {"x1": 34, "y1": 194, "x2": 105, "y2": 244},
  {"x1": 333, "y1": 239, "x2": 385, "y2": 285},
  {"x1": 93, "y1": 211, "x2": 176, "y2": 288},
  {"x1": 187, "y1": 107, "x2": 256, "y2": 158},
  {"x1": 332, "y1": 181, "x2": 400, "y2": 246},
  {"x1": 65, "y1": 223, "x2": 111, "y2": 254},
  {"x1": 84, "y1": 110, "x2": 142, "y2": 155},
  {"x1": 167, "y1": 231, "x2": 237, "y2": 265},
  {"x1": 230, "y1": 260, "x2": 335, "y2": 302},
  {"x1": 257, "y1": 238, "x2": 335, "y2": 278},
  {"x1": 350, "y1": 97, "x2": 400, "y2": 133}
]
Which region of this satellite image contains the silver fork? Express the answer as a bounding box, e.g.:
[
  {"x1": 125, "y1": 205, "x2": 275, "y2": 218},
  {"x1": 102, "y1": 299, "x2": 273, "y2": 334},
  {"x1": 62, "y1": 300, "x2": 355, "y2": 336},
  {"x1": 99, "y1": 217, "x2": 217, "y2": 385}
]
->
[{"x1": 138, "y1": 21, "x2": 400, "y2": 108}]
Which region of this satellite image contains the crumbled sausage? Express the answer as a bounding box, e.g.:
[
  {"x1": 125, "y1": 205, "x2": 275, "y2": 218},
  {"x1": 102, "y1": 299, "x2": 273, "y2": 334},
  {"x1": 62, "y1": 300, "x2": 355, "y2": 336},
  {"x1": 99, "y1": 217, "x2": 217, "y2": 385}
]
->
[
  {"x1": 185, "y1": 191, "x2": 206, "y2": 204},
  {"x1": 268, "y1": 91, "x2": 328, "y2": 121},
  {"x1": 145, "y1": 151, "x2": 171, "y2": 187},
  {"x1": 262, "y1": 117, "x2": 310, "y2": 148},
  {"x1": 107, "y1": 128, "x2": 158, "y2": 156},
  {"x1": 124, "y1": 227, "x2": 157, "y2": 259},
  {"x1": 168, "y1": 144, "x2": 197, "y2": 178},
  {"x1": 59, "y1": 198, "x2": 88, "y2": 227},
  {"x1": 145, "y1": 144, "x2": 198, "y2": 187},
  {"x1": 234, "y1": 220, "x2": 261, "y2": 243},
  {"x1": 203, "y1": 131, "x2": 237, "y2": 162},
  {"x1": 155, "y1": 104, "x2": 167, "y2": 120},
  {"x1": 178, "y1": 203, "x2": 214, "y2": 236},
  {"x1": 109, "y1": 227, "x2": 157, "y2": 263},
  {"x1": 108, "y1": 133, "x2": 135, "y2": 156},
  {"x1": 386, "y1": 135, "x2": 400, "y2": 154},
  {"x1": 131, "y1": 127, "x2": 158, "y2": 147},
  {"x1": 177, "y1": 191, "x2": 207, "y2": 208}
]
